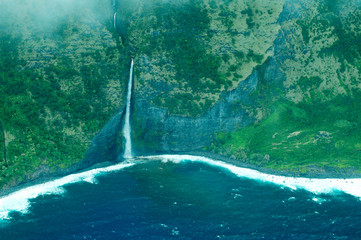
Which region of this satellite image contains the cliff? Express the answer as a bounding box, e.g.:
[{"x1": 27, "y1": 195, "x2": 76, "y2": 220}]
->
[
  {"x1": 1, "y1": 0, "x2": 361, "y2": 191},
  {"x1": 0, "y1": 0, "x2": 129, "y2": 189},
  {"x1": 129, "y1": 0, "x2": 361, "y2": 175}
]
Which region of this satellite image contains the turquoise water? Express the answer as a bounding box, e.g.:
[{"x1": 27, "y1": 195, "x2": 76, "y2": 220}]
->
[{"x1": 1, "y1": 158, "x2": 361, "y2": 239}]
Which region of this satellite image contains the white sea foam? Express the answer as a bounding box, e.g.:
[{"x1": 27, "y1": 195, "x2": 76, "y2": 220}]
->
[
  {"x1": 140, "y1": 154, "x2": 361, "y2": 199},
  {"x1": 0, "y1": 162, "x2": 134, "y2": 221},
  {"x1": 2, "y1": 154, "x2": 361, "y2": 221},
  {"x1": 312, "y1": 197, "x2": 326, "y2": 204}
]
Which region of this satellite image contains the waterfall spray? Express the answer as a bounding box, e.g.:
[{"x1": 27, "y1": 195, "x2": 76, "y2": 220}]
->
[{"x1": 123, "y1": 59, "x2": 134, "y2": 159}]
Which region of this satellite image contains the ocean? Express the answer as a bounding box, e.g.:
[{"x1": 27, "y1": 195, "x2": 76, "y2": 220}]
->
[{"x1": 1, "y1": 155, "x2": 361, "y2": 239}]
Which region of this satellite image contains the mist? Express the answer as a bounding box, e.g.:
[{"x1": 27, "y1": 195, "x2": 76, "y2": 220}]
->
[{"x1": 0, "y1": 0, "x2": 112, "y2": 35}]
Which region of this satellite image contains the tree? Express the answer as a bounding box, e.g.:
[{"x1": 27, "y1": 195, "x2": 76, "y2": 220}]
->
[{"x1": 0, "y1": 119, "x2": 7, "y2": 167}]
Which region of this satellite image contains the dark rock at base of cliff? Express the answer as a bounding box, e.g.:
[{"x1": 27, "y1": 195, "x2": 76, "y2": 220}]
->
[
  {"x1": 84, "y1": 106, "x2": 126, "y2": 165},
  {"x1": 132, "y1": 66, "x2": 260, "y2": 154}
]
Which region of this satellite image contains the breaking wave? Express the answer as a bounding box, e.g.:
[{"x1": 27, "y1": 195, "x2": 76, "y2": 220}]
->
[
  {"x1": 0, "y1": 162, "x2": 135, "y2": 221},
  {"x1": 2, "y1": 154, "x2": 361, "y2": 222}
]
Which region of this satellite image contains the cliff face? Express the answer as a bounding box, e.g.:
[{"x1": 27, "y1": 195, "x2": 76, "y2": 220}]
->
[
  {"x1": 1, "y1": 0, "x2": 361, "y2": 190},
  {"x1": 0, "y1": 0, "x2": 129, "y2": 189},
  {"x1": 132, "y1": 70, "x2": 258, "y2": 153},
  {"x1": 120, "y1": 0, "x2": 284, "y2": 153},
  {"x1": 132, "y1": 46, "x2": 284, "y2": 155},
  {"x1": 125, "y1": 0, "x2": 285, "y2": 117},
  {"x1": 130, "y1": 0, "x2": 361, "y2": 174}
]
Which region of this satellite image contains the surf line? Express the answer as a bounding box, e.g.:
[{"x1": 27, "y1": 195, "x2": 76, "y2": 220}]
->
[
  {"x1": 0, "y1": 161, "x2": 135, "y2": 221},
  {"x1": 2, "y1": 154, "x2": 361, "y2": 221},
  {"x1": 139, "y1": 154, "x2": 361, "y2": 199}
]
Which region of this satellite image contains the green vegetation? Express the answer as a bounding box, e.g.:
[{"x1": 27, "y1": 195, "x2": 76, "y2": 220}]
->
[
  {"x1": 127, "y1": 0, "x2": 361, "y2": 175},
  {"x1": 242, "y1": 7, "x2": 256, "y2": 29},
  {"x1": 296, "y1": 0, "x2": 361, "y2": 69},
  {"x1": 132, "y1": 1, "x2": 227, "y2": 116},
  {"x1": 210, "y1": 89, "x2": 361, "y2": 173},
  {"x1": 0, "y1": 119, "x2": 7, "y2": 167},
  {"x1": 2, "y1": 0, "x2": 361, "y2": 188},
  {"x1": 0, "y1": 2, "x2": 128, "y2": 188},
  {"x1": 132, "y1": 117, "x2": 165, "y2": 152},
  {"x1": 208, "y1": 0, "x2": 361, "y2": 174},
  {"x1": 126, "y1": 0, "x2": 284, "y2": 117}
]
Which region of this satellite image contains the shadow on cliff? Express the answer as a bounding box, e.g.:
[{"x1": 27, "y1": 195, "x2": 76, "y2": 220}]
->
[{"x1": 131, "y1": 56, "x2": 285, "y2": 156}]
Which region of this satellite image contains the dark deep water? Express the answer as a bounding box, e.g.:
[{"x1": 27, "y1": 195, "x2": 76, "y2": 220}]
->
[{"x1": 1, "y1": 159, "x2": 361, "y2": 240}]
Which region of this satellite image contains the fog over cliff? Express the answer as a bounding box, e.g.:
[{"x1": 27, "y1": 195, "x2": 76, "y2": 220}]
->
[{"x1": 0, "y1": 0, "x2": 111, "y2": 34}]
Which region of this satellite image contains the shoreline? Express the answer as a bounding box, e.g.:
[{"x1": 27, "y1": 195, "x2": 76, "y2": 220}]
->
[
  {"x1": 1, "y1": 151, "x2": 361, "y2": 199},
  {"x1": 0, "y1": 161, "x2": 115, "y2": 199},
  {"x1": 1, "y1": 152, "x2": 361, "y2": 220},
  {"x1": 186, "y1": 151, "x2": 361, "y2": 179}
]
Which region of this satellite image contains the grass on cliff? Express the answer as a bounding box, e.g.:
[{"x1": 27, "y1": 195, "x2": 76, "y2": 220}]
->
[
  {"x1": 140, "y1": 1, "x2": 228, "y2": 117},
  {"x1": 127, "y1": 0, "x2": 282, "y2": 117},
  {"x1": 0, "y1": 35, "x2": 89, "y2": 186},
  {"x1": 210, "y1": 96, "x2": 361, "y2": 173},
  {"x1": 0, "y1": 18, "x2": 127, "y2": 188},
  {"x1": 208, "y1": 0, "x2": 361, "y2": 174},
  {"x1": 297, "y1": 0, "x2": 361, "y2": 70}
]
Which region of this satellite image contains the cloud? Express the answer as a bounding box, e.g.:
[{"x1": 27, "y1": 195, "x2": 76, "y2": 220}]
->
[{"x1": 0, "y1": 0, "x2": 111, "y2": 34}]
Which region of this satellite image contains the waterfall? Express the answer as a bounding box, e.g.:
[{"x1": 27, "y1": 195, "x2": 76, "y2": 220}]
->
[
  {"x1": 123, "y1": 59, "x2": 134, "y2": 159},
  {"x1": 113, "y1": 13, "x2": 117, "y2": 30}
]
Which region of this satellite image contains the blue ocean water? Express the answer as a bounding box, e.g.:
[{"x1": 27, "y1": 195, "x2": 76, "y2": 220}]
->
[{"x1": 1, "y1": 159, "x2": 361, "y2": 240}]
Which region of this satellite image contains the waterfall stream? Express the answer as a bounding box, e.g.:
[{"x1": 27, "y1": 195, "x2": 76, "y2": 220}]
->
[
  {"x1": 113, "y1": 13, "x2": 117, "y2": 30},
  {"x1": 123, "y1": 59, "x2": 134, "y2": 159}
]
